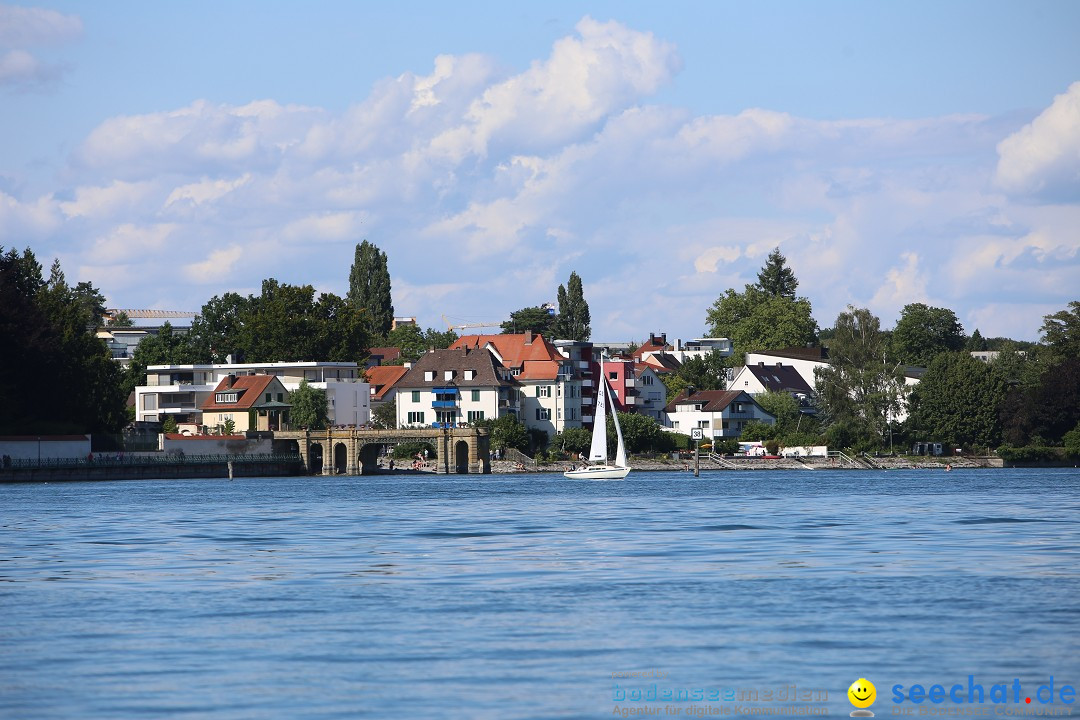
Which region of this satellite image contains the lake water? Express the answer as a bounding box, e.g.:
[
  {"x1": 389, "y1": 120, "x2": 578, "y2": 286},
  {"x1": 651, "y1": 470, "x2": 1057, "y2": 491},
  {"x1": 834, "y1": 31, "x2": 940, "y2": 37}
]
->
[{"x1": 2, "y1": 468, "x2": 1079, "y2": 719}]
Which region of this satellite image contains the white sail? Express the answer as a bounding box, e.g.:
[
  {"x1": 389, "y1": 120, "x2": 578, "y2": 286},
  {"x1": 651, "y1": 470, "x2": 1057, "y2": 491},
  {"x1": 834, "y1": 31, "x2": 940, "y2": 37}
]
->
[
  {"x1": 589, "y1": 370, "x2": 608, "y2": 462},
  {"x1": 611, "y1": 373, "x2": 627, "y2": 468}
]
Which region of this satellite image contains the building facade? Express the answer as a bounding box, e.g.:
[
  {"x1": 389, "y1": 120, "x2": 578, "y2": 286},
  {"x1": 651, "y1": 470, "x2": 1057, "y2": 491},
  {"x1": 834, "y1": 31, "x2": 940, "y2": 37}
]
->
[{"x1": 395, "y1": 347, "x2": 518, "y2": 428}]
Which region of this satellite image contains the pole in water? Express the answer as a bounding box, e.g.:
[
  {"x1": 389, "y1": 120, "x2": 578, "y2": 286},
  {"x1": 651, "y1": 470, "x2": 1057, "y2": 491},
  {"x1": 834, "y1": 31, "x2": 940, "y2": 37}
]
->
[
  {"x1": 228, "y1": 460, "x2": 234, "y2": 480},
  {"x1": 694, "y1": 442, "x2": 700, "y2": 477}
]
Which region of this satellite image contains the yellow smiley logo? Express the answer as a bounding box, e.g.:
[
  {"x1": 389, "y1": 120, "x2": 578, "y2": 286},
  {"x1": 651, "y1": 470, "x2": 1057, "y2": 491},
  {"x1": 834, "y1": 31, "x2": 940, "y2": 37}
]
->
[{"x1": 848, "y1": 678, "x2": 876, "y2": 709}]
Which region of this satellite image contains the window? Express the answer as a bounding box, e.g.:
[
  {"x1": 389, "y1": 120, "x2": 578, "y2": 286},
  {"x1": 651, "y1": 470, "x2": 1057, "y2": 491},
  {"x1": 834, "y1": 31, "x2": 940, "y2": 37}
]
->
[
  {"x1": 535, "y1": 408, "x2": 551, "y2": 421},
  {"x1": 609, "y1": 371, "x2": 618, "y2": 379},
  {"x1": 277, "y1": 393, "x2": 283, "y2": 402},
  {"x1": 215, "y1": 392, "x2": 238, "y2": 404},
  {"x1": 641, "y1": 374, "x2": 653, "y2": 386},
  {"x1": 407, "y1": 411, "x2": 425, "y2": 424},
  {"x1": 265, "y1": 393, "x2": 272, "y2": 403},
  {"x1": 471, "y1": 389, "x2": 480, "y2": 402},
  {"x1": 467, "y1": 410, "x2": 485, "y2": 422},
  {"x1": 568, "y1": 408, "x2": 577, "y2": 420},
  {"x1": 536, "y1": 386, "x2": 551, "y2": 398},
  {"x1": 444, "y1": 370, "x2": 454, "y2": 381},
  {"x1": 464, "y1": 370, "x2": 476, "y2": 380},
  {"x1": 424, "y1": 371, "x2": 434, "y2": 381},
  {"x1": 412, "y1": 391, "x2": 420, "y2": 402}
]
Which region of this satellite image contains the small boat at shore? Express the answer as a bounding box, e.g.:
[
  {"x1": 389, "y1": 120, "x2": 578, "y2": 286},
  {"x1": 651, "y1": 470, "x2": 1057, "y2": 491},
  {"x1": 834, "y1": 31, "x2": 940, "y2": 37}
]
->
[{"x1": 564, "y1": 355, "x2": 630, "y2": 480}]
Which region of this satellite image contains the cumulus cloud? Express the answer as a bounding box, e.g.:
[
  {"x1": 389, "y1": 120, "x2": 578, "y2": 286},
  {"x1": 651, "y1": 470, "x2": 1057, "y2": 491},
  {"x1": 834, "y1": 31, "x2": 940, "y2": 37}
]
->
[
  {"x1": 8, "y1": 18, "x2": 1079, "y2": 340},
  {"x1": 996, "y1": 81, "x2": 1080, "y2": 200},
  {"x1": 0, "y1": 4, "x2": 81, "y2": 90}
]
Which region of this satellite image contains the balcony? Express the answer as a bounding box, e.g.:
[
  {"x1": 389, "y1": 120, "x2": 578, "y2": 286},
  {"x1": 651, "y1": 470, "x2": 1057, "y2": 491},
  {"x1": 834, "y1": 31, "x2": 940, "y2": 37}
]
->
[
  {"x1": 432, "y1": 400, "x2": 459, "y2": 408},
  {"x1": 624, "y1": 378, "x2": 637, "y2": 387},
  {"x1": 582, "y1": 414, "x2": 593, "y2": 424},
  {"x1": 623, "y1": 396, "x2": 637, "y2": 405},
  {"x1": 582, "y1": 379, "x2": 594, "y2": 387},
  {"x1": 581, "y1": 396, "x2": 593, "y2": 405}
]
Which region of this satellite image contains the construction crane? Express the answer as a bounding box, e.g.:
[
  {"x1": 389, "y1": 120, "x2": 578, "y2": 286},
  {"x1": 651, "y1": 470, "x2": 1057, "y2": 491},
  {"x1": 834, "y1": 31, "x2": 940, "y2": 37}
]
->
[
  {"x1": 441, "y1": 314, "x2": 502, "y2": 332},
  {"x1": 107, "y1": 309, "x2": 197, "y2": 319}
]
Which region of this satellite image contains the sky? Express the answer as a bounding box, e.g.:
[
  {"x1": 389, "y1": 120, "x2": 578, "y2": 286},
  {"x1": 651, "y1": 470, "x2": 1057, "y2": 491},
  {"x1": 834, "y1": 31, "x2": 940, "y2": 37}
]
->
[{"x1": 2, "y1": 1, "x2": 1079, "y2": 343}]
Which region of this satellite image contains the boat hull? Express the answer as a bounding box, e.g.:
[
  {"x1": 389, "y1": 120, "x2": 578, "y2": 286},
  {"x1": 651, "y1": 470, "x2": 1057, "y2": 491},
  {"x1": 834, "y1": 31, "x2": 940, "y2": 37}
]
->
[{"x1": 563, "y1": 465, "x2": 630, "y2": 480}]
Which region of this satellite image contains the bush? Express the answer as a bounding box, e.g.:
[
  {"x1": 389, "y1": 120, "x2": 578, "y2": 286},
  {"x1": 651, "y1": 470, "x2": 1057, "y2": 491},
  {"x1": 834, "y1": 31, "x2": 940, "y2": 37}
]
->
[
  {"x1": 393, "y1": 441, "x2": 436, "y2": 460},
  {"x1": 713, "y1": 439, "x2": 739, "y2": 455},
  {"x1": 995, "y1": 445, "x2": 1063, "y2": 462},
  {"x1": 1064, "y1": 424, "x2": 1080, "y2": 459},
  {"x1": 764, "y1": 438, "x2": 781, "y2": 455}
]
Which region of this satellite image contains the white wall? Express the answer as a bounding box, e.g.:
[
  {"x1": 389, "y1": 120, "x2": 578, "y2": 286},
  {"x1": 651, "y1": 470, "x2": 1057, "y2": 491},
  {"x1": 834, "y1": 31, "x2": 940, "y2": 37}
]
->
[{"x1": 0, "y1": 435, "x2": 90, "y2": 460}]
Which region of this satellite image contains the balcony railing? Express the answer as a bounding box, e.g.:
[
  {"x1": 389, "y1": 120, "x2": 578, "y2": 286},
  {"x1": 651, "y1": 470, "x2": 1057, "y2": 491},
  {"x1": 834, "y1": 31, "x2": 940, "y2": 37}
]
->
[
  {"x1": 431, "y1": 400, "x2": 459, "y2": 408},
  {"x1": 624, "y1": 378, "x2": 637, "y2": 387}
]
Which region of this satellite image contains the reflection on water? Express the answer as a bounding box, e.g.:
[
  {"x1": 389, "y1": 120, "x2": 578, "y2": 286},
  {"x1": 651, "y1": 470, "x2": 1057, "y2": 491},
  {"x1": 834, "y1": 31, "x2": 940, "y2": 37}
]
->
[{"x1": 1, "y1": 469, "x2": 1079, "y2": 718}]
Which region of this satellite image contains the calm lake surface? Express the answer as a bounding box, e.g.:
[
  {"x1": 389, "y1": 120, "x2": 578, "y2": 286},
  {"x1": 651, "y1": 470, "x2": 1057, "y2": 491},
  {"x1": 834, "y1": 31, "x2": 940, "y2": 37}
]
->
[{"x1": 2, "y1": 468, "x2": 1079, "y2": 719}]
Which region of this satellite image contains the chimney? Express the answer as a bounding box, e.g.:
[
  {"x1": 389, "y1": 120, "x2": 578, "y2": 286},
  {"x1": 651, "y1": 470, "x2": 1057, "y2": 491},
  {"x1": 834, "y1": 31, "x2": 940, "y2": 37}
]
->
[
  {"x1": 525, "y1": 330, "x2": 533, "y2": 344},
  {"x1": 225, "y1": 374, "x2": 236, "y2": 389},
  {"x1": 661, "y1": 333, "x2": 667, "y2": 345}
]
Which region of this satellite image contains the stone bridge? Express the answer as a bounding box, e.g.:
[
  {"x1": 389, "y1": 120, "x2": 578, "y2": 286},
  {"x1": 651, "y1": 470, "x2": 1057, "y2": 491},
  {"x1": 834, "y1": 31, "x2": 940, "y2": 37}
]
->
[{"x1": 273, "y1": 427, "x2": 491, "y2": 476}]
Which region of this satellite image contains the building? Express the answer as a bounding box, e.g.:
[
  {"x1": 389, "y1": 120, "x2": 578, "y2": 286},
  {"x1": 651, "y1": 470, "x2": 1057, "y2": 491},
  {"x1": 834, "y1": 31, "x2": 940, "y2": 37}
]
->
[
  {"x1": 200, "y1": 375, "x2": 291, "y2": 432},
  {"x1": 134, "y1": 361, "x2": 369, "y2": 430},
  {"x1": 633, "y1": 363, "x2": 668, "y2": 422},
  {"x1": 552, "y1": 340, "x2": 599, "y2": 428},
  {"x1": 599, "y1": 358, "x2": 666, "y2": 420},
  {"x1": 450, "y1": 332, "x2": 586, "y2": 435},
  {"x1": 364, "y1": 365, "x2": 409, "y2": 410},
  {"x1": 663, "y1": 389, "x2": 776, "y2": 439},
  {"x1": 395, "y1": 347, "x2": 518, "y2": 428},
  {"x1": 729, "y1": 362, "x2": 816, "y2": 413},
  {"x1": 744, "y1": 348, "x2": 829, "y2": 391}
]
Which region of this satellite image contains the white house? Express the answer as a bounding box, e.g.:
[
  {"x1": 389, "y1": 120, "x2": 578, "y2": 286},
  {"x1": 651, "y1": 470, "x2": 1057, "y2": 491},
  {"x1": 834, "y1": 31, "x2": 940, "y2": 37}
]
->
[
  {"x1": 394, "y1": 347, "x2": 518, "y2": 428},
  {"x1": 663, "y1": 389, "x2": 776, "y2": 439},
  {"x1": 135, "y1": 361, "x2": 369, "y2": 430}
]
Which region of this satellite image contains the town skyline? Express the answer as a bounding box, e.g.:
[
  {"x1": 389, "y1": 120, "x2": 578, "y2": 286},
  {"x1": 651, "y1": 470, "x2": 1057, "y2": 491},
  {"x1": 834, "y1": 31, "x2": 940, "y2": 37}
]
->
[{"x1": 3, "y1": 2, "x2": 1079, "y2": 342}]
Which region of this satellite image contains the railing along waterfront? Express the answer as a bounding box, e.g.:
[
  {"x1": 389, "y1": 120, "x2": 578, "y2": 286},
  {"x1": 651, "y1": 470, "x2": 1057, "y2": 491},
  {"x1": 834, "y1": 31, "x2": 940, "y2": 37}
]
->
[{"x1": 1, "y1": 453, "x2": 304, "y2": 472}]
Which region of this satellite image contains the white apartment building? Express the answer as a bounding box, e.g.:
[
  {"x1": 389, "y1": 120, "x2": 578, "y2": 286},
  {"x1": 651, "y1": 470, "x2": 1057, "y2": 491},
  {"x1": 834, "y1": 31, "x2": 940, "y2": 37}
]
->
[
  {"x1": 135, "y1": 361, "x2": 370, "y2": 429},
  {"x1": 395, "y1": 347, "x2": 518, "y2": 428}
]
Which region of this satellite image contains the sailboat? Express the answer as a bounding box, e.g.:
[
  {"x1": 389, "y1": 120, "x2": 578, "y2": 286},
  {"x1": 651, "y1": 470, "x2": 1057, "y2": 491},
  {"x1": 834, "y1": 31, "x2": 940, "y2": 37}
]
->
[{"x1": 564, "y1": 358, "x2": 631, "y2": 480}]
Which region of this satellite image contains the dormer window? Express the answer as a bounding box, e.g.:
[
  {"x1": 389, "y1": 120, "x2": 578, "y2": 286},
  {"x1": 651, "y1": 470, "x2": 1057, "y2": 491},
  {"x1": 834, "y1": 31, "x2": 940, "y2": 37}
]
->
[
  {"x1": 215, "y1": 392, "x2": 238, "y2": 404},
  {"x1": 444, "y1": 370, "x2": 455, "y2": 381},
  {"x1": 425, "y1": 371, "x2": 435, "y2": 381},
  {"x1": 464, "y1": 370, "x2": 476, "y2": 380}
]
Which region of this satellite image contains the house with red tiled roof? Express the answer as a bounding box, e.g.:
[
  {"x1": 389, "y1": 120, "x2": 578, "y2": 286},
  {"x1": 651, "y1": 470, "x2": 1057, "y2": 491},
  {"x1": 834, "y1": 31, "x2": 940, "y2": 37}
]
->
[
  {"x1": 364, "y1": 365, "x2": 409, "y2": 408},
  {"x1": 663, "y1": 389, "x2": 775, "y2": 439},
  {"x1": 450, "y1": 331, "x2": 587, "y2": 434},
  {"x1": 365, "y1": 347, "x2": 402, "y2": 368},
  {"x1": 201, "y1": 374, "x2": 291, "y2": 432}
]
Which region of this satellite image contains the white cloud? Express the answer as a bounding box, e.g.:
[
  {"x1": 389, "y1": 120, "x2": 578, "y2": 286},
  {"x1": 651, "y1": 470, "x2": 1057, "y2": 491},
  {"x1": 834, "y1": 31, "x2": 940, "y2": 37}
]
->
[
  {"x1": 996, "y1": 81, "x2": 1080, "y2": 199},
  {"x1": 60, "y1": 180, "x2": 157, "y2": 219},
  {"x1": 280, "y1": 211, "x2": 366, "y2": 243},
  {"x1": 90, "y1": 223, "x2": 176, "y2": 263},
  {"x1": 183, "y1": 246, "x2": 244, "y2": 284},
  {"x1": 0, "y1": 5, "x2": 82, "y2": 47},
  {"x1": 164, "y1": 174, "x2": 251, "y2": 209}
]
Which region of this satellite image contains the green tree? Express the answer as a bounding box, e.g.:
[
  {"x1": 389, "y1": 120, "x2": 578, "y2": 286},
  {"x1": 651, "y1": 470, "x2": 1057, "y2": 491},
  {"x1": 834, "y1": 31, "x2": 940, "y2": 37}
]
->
[
  {"x1": 705, "y1": 287, "x2": 816, "y2": 359},
  {"x1": 122, "y1": 323, "x2": 199, "y2": 397},
  {"x1": 606, "y1": 412, "x2": 665, "y2": 454},
  {"x1": 815, "y1": 306, "x2": 905, "y2": 451},
  {"x1": 908, "y1": 352, "x2": 1006, "y2": 449},
  {"x1": 107, "y1": 311, "x2": 134, "y2": 327},
  {"x1": 890, "y1": 303, "x2": 965, "y2": 367},
  {"x1": 476, "y1": 414, "x2": 530, "y2": 452},
  {"x1": 290, "y1": 379, "x2": 329, "y2": 430},
  {"x1": 1064, "y1": 422, "x2": 1080, "y2": 459},
  {"x1": 557, "y1": 427, "x2": 593, "y2": 455},
  {"x1": 222, "y1": 418, "x2": 236, "y2": 435},
  {"x1": 1040, "y1": 300, "x2": 1080, "y2": 361},
  {"x1": 371, "y1": 402, "x2": 398, "y2": 430},
  {"x1": 162, "y1": 415, "x2": 178, "y2": 434},
  {"x1": 965, "y1": 328, "x2": 988, "y2": 352},
  {"x1": 384, "y1": 324, "x2": 459, "y2": 363},
  {"x1": 347, "y1": 240, "x2": 394, "y2": 339},
  {"x1": 501, "y1": 306, "x2": 557, "y2": 336},
  {"x1": 0, "y1": 250, "x2": 126, "y2": 435},
  {"x1": 754, "y1": 391, "x2": 801, "y2": 435},
  {"x1": 739, "y1": 419, "x2": 777, "y2": 441},
  {"x1": 554, "y1": 271, "x2": 591, "y2": 341},
  {"x1": 756, "y1": 247, "x2": 798, "y2": 299}
]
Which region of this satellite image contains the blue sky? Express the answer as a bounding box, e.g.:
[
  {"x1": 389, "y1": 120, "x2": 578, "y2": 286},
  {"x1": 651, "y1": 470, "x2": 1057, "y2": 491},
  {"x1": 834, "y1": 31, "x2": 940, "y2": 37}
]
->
[{"x1": 2, "y1": 1, "x2": 1079, "y2": 342}]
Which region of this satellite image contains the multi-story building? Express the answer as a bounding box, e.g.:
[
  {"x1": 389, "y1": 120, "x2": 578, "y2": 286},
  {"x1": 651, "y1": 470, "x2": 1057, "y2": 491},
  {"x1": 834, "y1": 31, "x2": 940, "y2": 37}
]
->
[
  {"x1": 201, "y1": 374, "x2": 291, "y2": 432},
  {"x1": 134, "y1": 361, "x2": 369, "y2": 429},
  {"x1": 552, "y1": 340, "x2": 598, "y2": 428},
  {"x1": 450, "y1": 332, "x2": 586, "y2": 435},
  {"x1": 394, "y1": 347, "x2": 518, "y2": 428},
  {"x1": 599, "y1": 359, "x2": 668, "y2": 422}
]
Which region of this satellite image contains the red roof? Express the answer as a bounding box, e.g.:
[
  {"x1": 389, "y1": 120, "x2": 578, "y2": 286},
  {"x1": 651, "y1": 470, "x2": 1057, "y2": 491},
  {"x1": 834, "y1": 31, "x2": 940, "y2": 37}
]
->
[
  {"x1": 364, "y1": 365, "x2": 409, "y2": 400},
  {"x1": 451, "y1": 332, "x2": 564, "y2": 381},
  {"x1": 201, "y1": 375, "x2": 281, "y2": 411},
  {"x1": 367, "y1": 347, "x2": 402, "y2": 363}
]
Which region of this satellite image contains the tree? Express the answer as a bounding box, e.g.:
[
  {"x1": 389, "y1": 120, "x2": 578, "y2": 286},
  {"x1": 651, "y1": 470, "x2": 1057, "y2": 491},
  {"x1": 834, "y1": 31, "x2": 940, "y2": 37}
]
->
[
  {"x1": 222, "y1": 418, "x2": 236, "y2": 435},
  {"x1": 162, "y1": 416, "x2": 178, "y2": 434},
  {"x1": 814, "y1": 306, "x2": 905, "y2": 451},
  {"x1": 890, "y1": 303, "x2": 965, "y2": 367},
  {"x1": 660, "y1": 350, "x2": 730, "y2": 398},
  {"x1": 606, "y1": 412, "x2": 665, "y2": 454},
  {"x1": 122, "y1": 322, "x2": 199, "y2": 398},
  {"x1": 0, "y1": 248, "x2": 126, "y2": 435},
  {"x1": 554, "y1": 271, "x2": 591, "y2": 341},
  {"x1": 705, "y1": 286, "x2": 816, "y2": 359},
  {"x1": 557, "y1": 427, "x2": 593, "y2": 455},
  {"x1": 1040, "y1": 300, "x2": 1080, "y2": 361},
  {"x1": 107, "y1": 311, "x2": 134, "y2": 327},
  {"x1": 474, "y1": 414, "x2": 530, "y2": 452},
  {"x1": 290, "y1": 379, "x2": 328, "y2": 430},
  {"x1": 347, "y1": 240, "x2": 394, "y2": 339},
  {"x1": 501, "y1": 306, "x2": 557, "y2": 336},
  {"x1": 756, "y1": 247, "x2": 799, "y2": 299},
  {"x1": 908, "y1": 352, "x2": 1006, "y2": 449},
  {"x1": 965, "y1": 328, "x2": 988, "y2": 352},
  {"x1": 371, "y1": 402, "x2": 398, "y2": 430},
  {"x1": 740, "y1": 419, "x2": 778, "y2": 441},
  {"x1": 384, "y1": 324, "x2": 458, "y2": 364},
  {"x1": 754, "y1": 391, "x2": 802, "y2": 437}
]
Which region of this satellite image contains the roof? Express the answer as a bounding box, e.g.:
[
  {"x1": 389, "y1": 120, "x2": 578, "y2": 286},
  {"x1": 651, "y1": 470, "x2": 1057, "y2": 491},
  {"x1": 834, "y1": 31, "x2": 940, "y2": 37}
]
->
[
  {"x1": 201, "y1": 375, "x2": 287, "y2": 411},
  {"x1": 739, "y1": 363, "x2": 814, "y2": 394},
  {"x1": 451, "y1": 332, "x2": 564, "y2": 381},
  {"x1": 664, "y1": 389, "x2": 758, "y2": 414},
  {"x1": 367, "y1": 347, "x2": 402, "y2": 364},
  {"x1": 747, "y1": 347, "x2": 830, "y2": 363},
  {"x1": 398, "y1": 347, "x2": 516, "y2": 389},
  {"x1": 639, "y1": 352, "x2": 682, "y2": 373},
  {"x1": 631, "y1": 335, "x2": 670, "y2": 361},
  {"x1": 364, "y1": 365, "x2": 409, "y2": 400}
]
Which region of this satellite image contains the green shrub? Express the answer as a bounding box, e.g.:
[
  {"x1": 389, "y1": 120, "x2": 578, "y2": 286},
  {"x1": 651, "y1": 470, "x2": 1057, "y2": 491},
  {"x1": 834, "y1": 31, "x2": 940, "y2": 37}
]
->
[{"x1": 995, "y1": 445, "x2": 1063, "y2": 462}]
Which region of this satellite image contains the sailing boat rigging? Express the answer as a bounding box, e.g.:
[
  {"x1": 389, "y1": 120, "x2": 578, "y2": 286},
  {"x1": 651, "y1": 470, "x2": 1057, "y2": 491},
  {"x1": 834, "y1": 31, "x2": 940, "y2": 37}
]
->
[{"x1": 564, "y1": 356, "x2": 630, "y2": 480}]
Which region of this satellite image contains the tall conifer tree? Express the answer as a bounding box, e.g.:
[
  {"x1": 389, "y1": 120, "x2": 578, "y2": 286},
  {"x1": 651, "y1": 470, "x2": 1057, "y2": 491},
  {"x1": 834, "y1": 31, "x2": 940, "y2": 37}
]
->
[
  {"x1": 554, "y1": 271, "x2": 591, "y2": 341},
  {"x1": 347, "y1": 240, "x2": 394, "y2": 339}
]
